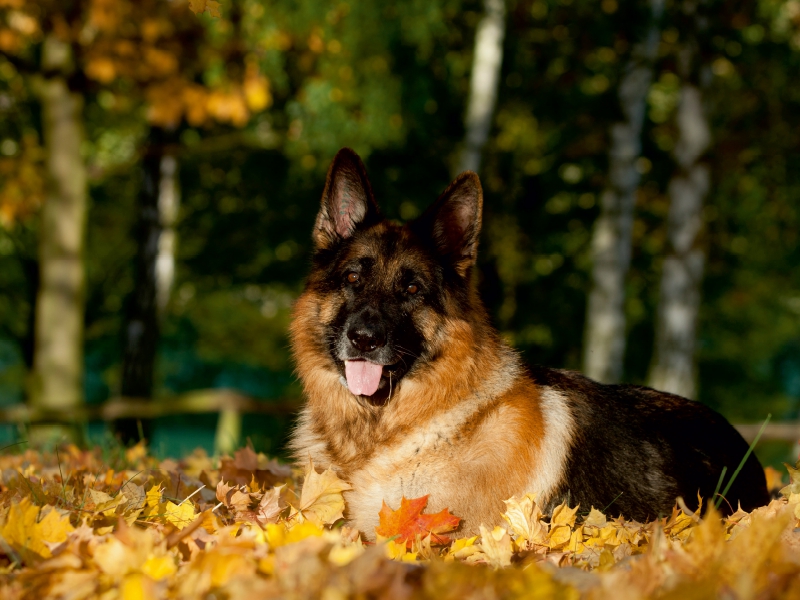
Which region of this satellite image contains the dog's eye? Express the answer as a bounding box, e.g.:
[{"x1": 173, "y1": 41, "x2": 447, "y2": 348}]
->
[
  {"x1": 346, "y1": 272, "x2": 360, "y2": 284},
  {"x1": 406, "y1": 283, "x2": 419, "y2": 295}
]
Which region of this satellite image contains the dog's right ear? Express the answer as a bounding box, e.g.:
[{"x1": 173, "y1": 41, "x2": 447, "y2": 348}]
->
[
  {"x1": 313, "y1": 148, "x2": 380, "y2": 250},
  {"x1": 412, "y1": 171, "x2": 483, "y2": 277}
]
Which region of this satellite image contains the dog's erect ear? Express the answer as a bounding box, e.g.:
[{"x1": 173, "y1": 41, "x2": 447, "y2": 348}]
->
[
  {"x1": 313, "y1": 148, "x2": 379, "y2": 250},
  {"x1": 413, "y1": 171, "x2": 483, "y2": 276}
]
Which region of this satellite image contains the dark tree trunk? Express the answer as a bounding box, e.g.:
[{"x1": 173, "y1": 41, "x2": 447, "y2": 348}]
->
[
  {"x1": 21, "y1": 254, "x2": 39, "y2": 370},
  {"x1": 115, "y1": 127, "x2": 176, "y2": 444}
]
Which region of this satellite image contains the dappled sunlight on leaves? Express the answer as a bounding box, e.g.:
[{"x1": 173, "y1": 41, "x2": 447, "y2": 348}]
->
[{"x1": 0, "y1": 445, "x2": 799, "y2": 598}]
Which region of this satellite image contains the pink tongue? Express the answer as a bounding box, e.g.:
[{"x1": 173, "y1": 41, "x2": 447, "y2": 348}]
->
[{"x1": 344, "y1": 360, "x2": 383, "y2": 396}]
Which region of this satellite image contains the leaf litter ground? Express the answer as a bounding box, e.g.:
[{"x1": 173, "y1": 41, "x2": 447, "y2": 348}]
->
[{"x1": 1, "y1": 444, "x2": 799, "y2": 599}]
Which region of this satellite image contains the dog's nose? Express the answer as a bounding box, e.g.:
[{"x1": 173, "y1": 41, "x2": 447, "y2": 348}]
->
[{"x1": 347, "y1": 326, "x2": 387, "y2": 353}]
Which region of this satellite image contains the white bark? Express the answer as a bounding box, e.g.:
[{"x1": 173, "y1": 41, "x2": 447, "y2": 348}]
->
[
  {"x1": 583, "y1": 0, "x2": 664, "y2": 383},
  {"x1": 156, "y1": 154, "x2": 179, "y2": 315},
  {"x1": 30, "y1": 36, "x2": 87, "y2": 440},
  {"x1": 648, "y1": 39, "x2": 711, "y2": 398},
  {"x1": 456, "y1": 0, "x2": 505, "y2": 174}
]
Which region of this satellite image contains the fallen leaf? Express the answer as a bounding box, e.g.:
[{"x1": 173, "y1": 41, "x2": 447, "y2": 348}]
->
[
  {"x1": 502, "y1": 493, "x2": 547, "y2": 545},
  {"x1": 295, "y1": 460, "x2": 352, "y2": 526},
  {"x1": 477, "y1": 525, "x2": 513, "y2": 568},
  {"x1": 551, "y1": 502, "x2": 580, "y2": 528},
  {"x1": 164, "y1": 500, "x2": 197, "y2": 530},
  {"x1": 374, "y1": 495, "x2": 460, "y2": 548},
  {"x1": 256, "y1": 485, "x2": 285, "y2": 525},
  {"x1": 585, "y1": 507, "x2": 607, "y2": 528},
  {"x1": 0, "y1": 497, "x2": 74, "y2": 564},
  {"x1": 146, "y1": 486, "x2": 162, "y2": 507}
]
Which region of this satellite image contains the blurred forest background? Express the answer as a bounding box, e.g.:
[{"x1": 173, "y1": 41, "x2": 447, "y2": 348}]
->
[{"x1": 0, "y1": 0, "x2": 798, "y2": 465}]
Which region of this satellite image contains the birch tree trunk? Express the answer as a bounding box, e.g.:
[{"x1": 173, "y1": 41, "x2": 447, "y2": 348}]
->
[
  {"x1": 116, "y1": 128, "x2": 179, "y2": 444},
  {"x1": 648, "y1": 10, "x2": 711, "y2": 399},
  {"x1": 456, "y1": 0, "x2": 505, "y2": 174},
  {"x1": 29, "y1": 35, "x2": 87, "y2": 444},
  {"x1": 583, "y1": 0, "x2": 664, "y2": 383},
  {"x1": 156, "y1": 154, "x2": 179, "y2": 316}
]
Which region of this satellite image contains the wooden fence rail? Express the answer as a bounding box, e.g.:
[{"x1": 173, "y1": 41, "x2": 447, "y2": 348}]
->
[
  {"x1": 734, "y1": 423, "x2": 800, "y2": 445},
  {"x1": 0, "y1": 388, "x2": 300, "y2": 424},
  {"x1": 0, "y1": 390, "x2": 793, "y2": 450}
]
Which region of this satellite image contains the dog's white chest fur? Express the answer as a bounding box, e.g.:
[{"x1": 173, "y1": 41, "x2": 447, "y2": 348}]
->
[{"x1": 344, "y1": 416, "x2": 465, "y2": 536}]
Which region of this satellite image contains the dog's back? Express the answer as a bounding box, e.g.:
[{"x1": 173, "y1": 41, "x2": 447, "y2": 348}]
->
[{"x1": 528, "y1": 366, "x2": 769, "y2": 519}]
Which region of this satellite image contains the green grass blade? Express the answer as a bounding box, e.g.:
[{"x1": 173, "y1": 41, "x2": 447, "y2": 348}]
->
[
  {"x1": 712, "y1": 465, "x2": 727, "y2": 507},
  {"x1": 715, "y1": 413, "x2": 771, "y2": 510}
]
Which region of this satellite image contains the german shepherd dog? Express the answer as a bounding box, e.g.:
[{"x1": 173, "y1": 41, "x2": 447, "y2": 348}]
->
[{"x1": 289, "y1": 148, "x2": 769, "y2": 538}]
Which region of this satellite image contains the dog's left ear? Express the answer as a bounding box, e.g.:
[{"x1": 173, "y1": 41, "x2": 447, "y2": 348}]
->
[
  {"x1": 413, "y1": 171, "x2": 483, "y2": 277},
  {"x1": 313, "y1": 148, "x2": 380, "y2": 250}
]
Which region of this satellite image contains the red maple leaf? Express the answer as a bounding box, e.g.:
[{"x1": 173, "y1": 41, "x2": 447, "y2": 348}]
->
[{"x1": 374, "y1": 495, "x2": 461, "y2": 548}]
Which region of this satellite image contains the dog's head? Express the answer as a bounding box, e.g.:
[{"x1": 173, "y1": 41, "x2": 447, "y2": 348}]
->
[{"x1": 298, "y1": 147, "x2": 484, "y2": 406}]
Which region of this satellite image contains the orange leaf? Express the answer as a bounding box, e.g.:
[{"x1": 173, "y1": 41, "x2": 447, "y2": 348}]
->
[{"x1": 375, "y1": 495, "x2": 460, "y2": 548}]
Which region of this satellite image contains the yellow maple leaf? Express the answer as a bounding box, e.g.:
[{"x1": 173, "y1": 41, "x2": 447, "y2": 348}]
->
[
  {"x1": 163, "y1": 501, "x2": 196, "y2": 530},
  {"x1": 598, "y1": 548, "x2": 615, "y2": 570},
  {"x1": 548, "y1": 525, "x2": 572, "y2": 550},
  {"x1": 145, "y1": 486, "x2": 162, "y2": 507},
  {"x1": 141, "y1": 554, "x2": 177, "y2": 580},
  {"x1": 551, "y1": 502, "x2": 579, "y2": 528},
  {"x1": 0, "y1": 497, "x2": 74, "y2": 564},
  {"x1": 502, "y1": 493, "x2": 547, "y2": 544},
  {"x1": 446, "y1": 535, "x2": 480, "y2": 561},
  {"x1": 265, "y1": 520, "x2": 325, "y2": 548},
  {"x1": 584, "y1": 507, "x2": 607, "y2": 528},
  {"x1": 294, "y1": 459, "x2": 352, "y2": 526},
  {"x1": 383, "y1": 538, "x2": 418, "y2": 562},
  {"x1": 89, "y1": 488, "x2": 126, "y2": 516},
  {"x1": 599, "y1": 524, "x2": 621, "y2": 547},
  {"x1": 140, "y1": 498, "x2": 196, "y2": 530},
  {"x1": 781, "y1": 460, "x2": 800, "y2": 504},
  {"x1": 568, "y1": 525, "x2": 585, "y2": 553},
  {"x1": 199, "y1": 510, "x2": 223, "y2": 534},
  {"x1": 477, "y1": 525, "x2": 513, "y2": 568},
  {"x1": 449, "y1": 535, "x2": 478, "y2": 553},
  {"x1": 764, "y1": 466, "x2": 784, "y2": 493}
]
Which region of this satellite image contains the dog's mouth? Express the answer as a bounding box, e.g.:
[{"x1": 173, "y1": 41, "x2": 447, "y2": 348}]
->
[{"x1": 342, "y1": 359, "x2": 402, "y2": 406}]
